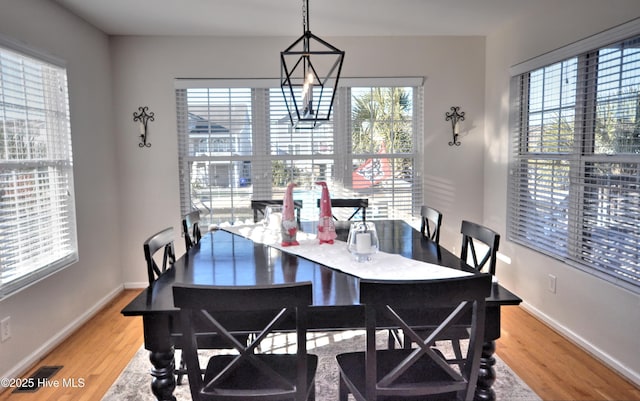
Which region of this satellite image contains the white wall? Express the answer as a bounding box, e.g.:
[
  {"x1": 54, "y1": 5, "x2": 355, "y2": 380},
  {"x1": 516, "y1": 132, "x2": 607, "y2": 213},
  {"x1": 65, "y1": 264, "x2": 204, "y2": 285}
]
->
[
  {"x1": 110, "y1": 35, "x2": 488, "y2": 285},
  {"x1": 484, "y1": 1, "x2": 640, "y2": 385},
  {"x1": 0, "y1": 0, "x2": 121, "y2": 380}
]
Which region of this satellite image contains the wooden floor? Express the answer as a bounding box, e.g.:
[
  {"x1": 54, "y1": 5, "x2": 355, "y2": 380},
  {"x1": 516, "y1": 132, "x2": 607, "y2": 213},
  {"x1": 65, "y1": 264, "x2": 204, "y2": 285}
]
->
[
  {"x1": 497, "y1": 306, "x2": 640, "y2": 401},
  {"x1": 1, "y1": 289, "x2": 638, "y2": 401},
  {"x1": 0, "y1": 290, "x2": 143, "y2": 401}
]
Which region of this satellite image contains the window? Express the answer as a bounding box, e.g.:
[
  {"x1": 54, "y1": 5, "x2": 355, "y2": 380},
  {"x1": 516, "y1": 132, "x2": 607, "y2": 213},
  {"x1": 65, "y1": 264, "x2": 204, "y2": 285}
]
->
[
  {"x1": 344, "y1": 87, "x2": 420, "y2": 220},
  {"x1": 0, "y1": 38, "x2": 77, "y2": 299},
  {"x1": 176, "y1": 78, "x2": 423, "y2": 225},
  {"x1": 508, "y1": 31, "x2": 640, "y2": 292}
]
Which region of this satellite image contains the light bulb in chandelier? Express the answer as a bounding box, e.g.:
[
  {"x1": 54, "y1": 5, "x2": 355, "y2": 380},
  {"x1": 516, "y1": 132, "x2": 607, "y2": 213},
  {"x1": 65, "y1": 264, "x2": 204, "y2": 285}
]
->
[{"x1": 302, "y1": 72, "x2": 315, "y2": 117}]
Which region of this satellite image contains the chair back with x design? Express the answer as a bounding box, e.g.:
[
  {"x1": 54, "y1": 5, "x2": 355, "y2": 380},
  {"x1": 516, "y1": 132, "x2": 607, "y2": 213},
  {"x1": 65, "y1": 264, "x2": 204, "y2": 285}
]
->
[
  {"x1": 143, "y1": 227, "x2": 176, "y2": 285},
  {"x1": 420, "y1": 206, "x2": 443, "y2": 244},
  {"x1": 460, "y1": 220, "x2": 500, "y2": 275},
  {"x1": 182, "y1": 210, "x2": 202, "y2": 250},
  {"x1": 173, "y1": 282, "x2": 317, "y2": 401},
  {"x1": 336, "y1": 275, "x2": 491, "y2": 401}
]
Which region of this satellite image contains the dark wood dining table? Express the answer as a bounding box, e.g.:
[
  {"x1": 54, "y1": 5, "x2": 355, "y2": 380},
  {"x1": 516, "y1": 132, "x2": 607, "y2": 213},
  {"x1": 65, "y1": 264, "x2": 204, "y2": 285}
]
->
[{"x1": 122, "y1": 219, "x2": 521, "y2": 401}]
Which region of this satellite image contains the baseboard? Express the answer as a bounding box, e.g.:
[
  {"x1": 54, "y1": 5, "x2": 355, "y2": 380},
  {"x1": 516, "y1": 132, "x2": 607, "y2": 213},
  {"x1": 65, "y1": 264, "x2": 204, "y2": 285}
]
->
[
  {"x1": 521, "y1": 301, "x2": 640, "y2": 387},
  {"x1": 0, "y1": 285, "x2": 124, "y2": 389},
  {"x1": 123, "y1": 281, "x2": 148, "y2": 289}
]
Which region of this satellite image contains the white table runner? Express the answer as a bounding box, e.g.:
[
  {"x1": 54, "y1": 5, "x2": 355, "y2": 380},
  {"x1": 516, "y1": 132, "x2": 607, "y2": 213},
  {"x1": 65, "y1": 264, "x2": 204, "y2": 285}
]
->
[{"x1": 221, "y1": 225, "x2": 470, "y2": 281}]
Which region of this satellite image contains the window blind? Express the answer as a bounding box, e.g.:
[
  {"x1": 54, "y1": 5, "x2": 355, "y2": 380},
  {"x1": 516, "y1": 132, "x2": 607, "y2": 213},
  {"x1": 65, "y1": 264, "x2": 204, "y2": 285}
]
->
[
  {"x1": 176, "y1": 79, "x2": 423, "y2": 225},
  {"x1": 346, "y1": 86, "x2": 423, "y2": 220},
  {"x1": 176, "y1": 88, "x2": 255, "y2": 223},
  {"x1": 0, "y1": 42, "x2": 77, "y2": 299},
  {"x1": 508, "y1": 34, "x2": 640, "y2": 291}
]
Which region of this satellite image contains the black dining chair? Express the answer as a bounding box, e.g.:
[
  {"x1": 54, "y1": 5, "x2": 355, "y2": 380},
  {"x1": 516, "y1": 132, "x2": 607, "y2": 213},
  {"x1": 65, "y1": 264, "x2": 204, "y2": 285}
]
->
[
  {"x1": 403, "y1": 221, "x2": 501, "y2": 358},
  {"x1": 387, "y1": 205, "x2": 444, "y2": 349},
  {"x1": 182, "y1": 210, "x2": 202, "y2": 250},
  {"x1": 421, "y1": 205, "x2": 443, "y2": 244},
  {"x1": 143, "y1": 227, "x2": 176, "y2": 285},
  {"x1": 144, "y1": 225, "x2": 248, "y2": 385},
  {"x1": 460, "y1": 220, "x2": 500, "y2": 276},
  {"x1": 251, "y1": 199, "x2": 303, "y2": 226},
  {"x1": 413, "y1": 220, "x2": 501, "y2": 359},
  {"x1": 143, "y1": 227, "x2": 189, "y2": 383},
  {"x1": 316, "y1": 198, "x2": 369, "y2": 221},
  {"x1": 180, "y1": 211, "x2": 204, "y2": 383},
  {"x1": 336, "y1": 275, "x2": 491, "y2": 401},
  {"x1": 173, "y1": 282, "x2": 318, "y2": 401}
]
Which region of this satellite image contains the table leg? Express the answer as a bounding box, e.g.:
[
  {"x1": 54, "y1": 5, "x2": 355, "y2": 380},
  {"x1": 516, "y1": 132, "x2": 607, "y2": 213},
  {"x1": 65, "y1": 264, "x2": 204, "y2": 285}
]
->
[
  {"x1": 474, "y1": 340, "x2": 496, "y2": 401},
  {"x1": 149, "y1": 347, "x2": 176, "y2": 401}
]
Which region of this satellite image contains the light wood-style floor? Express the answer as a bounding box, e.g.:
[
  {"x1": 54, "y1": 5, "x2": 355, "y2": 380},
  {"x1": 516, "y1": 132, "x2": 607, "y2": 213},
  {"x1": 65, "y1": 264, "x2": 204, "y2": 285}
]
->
[
  {"x1": 0, "y1": 290, "x2": 143, "y2": 401},
  {"x1": 1, "y1": 289, "x2": 638, "y2": 401}
]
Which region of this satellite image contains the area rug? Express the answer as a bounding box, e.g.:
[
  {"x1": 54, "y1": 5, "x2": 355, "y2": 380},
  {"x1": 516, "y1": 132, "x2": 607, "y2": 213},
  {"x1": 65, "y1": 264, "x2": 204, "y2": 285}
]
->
[{"x1": 102, "y1": 331, "x2": 541, "y2": 401}]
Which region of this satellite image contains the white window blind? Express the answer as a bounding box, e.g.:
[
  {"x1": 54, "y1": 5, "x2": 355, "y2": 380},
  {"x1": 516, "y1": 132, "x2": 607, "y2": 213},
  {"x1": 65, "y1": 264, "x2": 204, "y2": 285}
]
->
[
  {"x1": 508, "y1": 33, "x2": 640, "y2": 292},
  {"x1": 0, "y1": 40, "x2": 77, "y2": 299},
  {"x1": 176, "y1": 79, "x2": 423, "y2": 225},
  {"x1": 345, "y1": 87, "x2": 422, "y2": 220}
]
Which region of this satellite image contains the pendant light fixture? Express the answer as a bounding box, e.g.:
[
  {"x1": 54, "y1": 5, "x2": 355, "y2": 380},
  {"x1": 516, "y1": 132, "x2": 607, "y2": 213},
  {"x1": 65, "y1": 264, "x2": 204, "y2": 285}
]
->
[{"x1": 280, "y1": 0, "x2": 345, "y2": 129}]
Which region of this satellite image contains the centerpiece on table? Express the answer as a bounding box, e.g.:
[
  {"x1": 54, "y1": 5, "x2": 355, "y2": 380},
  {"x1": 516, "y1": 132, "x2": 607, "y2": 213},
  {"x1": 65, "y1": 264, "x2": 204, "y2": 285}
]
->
[
  {"x1": 347, "y1": 221, "x2": 379, "y2": 262},
  {"x1": 281, "y1": 182, "x2": 299, "y2": 246},
  {"x1": 316, "y1": 181, "x2": 336, "y2": 244}
]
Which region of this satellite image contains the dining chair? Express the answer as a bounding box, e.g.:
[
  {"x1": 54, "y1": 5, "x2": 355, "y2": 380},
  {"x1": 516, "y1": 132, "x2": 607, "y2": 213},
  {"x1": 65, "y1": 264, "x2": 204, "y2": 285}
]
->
[
  {"x1": 144, "y1": 225, "x2": 247, "y2": 385},
  {"x1": 401, "y1": 222, "x2": 501, "y2": 360},
  {"x1": 180, "y1": 211, "x2": 204, "y2": 382},
  {"x1": 173, "y1": 282, "x2": 318, "y2": 401},
  {"x1": 336, "y1": 275, "x2": 491, "y2": 401},
  {"x1": 387, "y1": 205, "x2": 444, "y2": 349},
  {"x1": 143, "y1": 227, "x2": 176, "y2": 285},
  {"x1": 143, "y1": 227, "x2": 189, "y2": 383},
  {"x1": 251, "y1": 199, "x2": 303, "y2": 226},
  {"x1": 443, "y1": 221, "x2": 501, "y2": 364},
  {"x1": 316, "y1": 198, "x2": 369, "y2": 221},
  {"x1": 421, "y1": 205, "x2": 443, "y2": 244},
  {"x1": 182, "y1": 210, "x2": 202, "y2": 250},
  {"x1": 460, "y1": 220, "x2": 500, "y2": 276}
]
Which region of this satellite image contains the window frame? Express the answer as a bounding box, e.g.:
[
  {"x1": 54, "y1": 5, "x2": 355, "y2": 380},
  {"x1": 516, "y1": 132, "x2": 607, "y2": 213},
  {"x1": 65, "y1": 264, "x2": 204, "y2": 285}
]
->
[
  {"x1": 0, "y1": 35, "x2": 78, "y2": 299},
  {"x1": 175, "y1": 77, "x2": 424, "y2": 225},
  {"x1": 508, "y1": 23, "x2": 640, "y2": 293}
]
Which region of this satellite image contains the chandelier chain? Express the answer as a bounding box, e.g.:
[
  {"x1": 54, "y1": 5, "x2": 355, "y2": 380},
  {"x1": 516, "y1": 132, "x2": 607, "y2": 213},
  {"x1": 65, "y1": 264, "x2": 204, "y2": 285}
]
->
[
  {"x1": 282, "y1": 0, "x2": 344, "y2": 128},
  {"x1": 302, "y1": 0, "x2": 308, "y2": 33}
]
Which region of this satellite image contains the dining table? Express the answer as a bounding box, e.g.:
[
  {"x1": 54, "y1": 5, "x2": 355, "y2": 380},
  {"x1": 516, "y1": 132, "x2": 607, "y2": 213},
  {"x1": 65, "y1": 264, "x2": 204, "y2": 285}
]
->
[{"x1": 121, "y1": 219, "x2": 521, "y2": 401}]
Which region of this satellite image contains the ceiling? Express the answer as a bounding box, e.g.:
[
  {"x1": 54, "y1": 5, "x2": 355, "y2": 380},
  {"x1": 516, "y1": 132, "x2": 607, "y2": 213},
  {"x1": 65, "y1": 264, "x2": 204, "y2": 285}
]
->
[{"x1": 52, "y1": 0, "x2": 550, "y2": 37}]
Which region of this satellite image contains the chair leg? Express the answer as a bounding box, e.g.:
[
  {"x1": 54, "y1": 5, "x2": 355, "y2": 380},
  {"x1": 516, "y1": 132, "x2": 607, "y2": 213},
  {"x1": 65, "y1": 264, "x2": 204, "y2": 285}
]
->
[
  {"x1": 339, "y1": 375, "x2": 349, "y2": 401},
  {"x1": 452, "y1": 338, "x2": 464, "y2": 369},
  {"x1": 387, "y1": 329, "x2": 397, "y2": 349},
  {"x1": 176, "y1": 355, "x2": 185, "y2": 385},
  {"x1": 308, "y1": 381, "x2": 316, "y2": 401},
  {"x1": 403, "y1": 332, "x2": 412, "y2": 349},
  {"x1": 389, "y1": 328, "x2": 409, "y2": 349}
]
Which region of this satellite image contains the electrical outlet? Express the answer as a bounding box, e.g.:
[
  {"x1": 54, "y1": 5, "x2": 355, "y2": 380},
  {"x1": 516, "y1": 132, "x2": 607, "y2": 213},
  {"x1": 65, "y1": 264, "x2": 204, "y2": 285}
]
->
[
  {"x1": 547, "y1": 274, "x2": 557, "y2": 294},
  {"x1": 1, "y1": 316, "x2": 10, "y2": 342}
]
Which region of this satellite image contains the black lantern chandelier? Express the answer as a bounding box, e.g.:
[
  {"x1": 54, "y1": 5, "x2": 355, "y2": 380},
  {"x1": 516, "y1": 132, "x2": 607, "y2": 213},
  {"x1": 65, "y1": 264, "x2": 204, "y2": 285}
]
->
[{"x1": 281, "y1": 0, "x2": 345, "y2": 129}]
